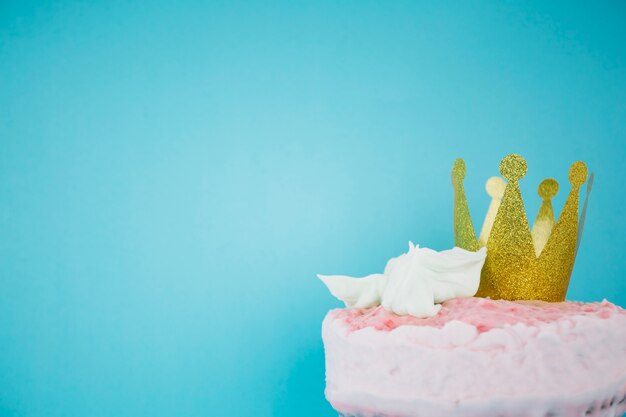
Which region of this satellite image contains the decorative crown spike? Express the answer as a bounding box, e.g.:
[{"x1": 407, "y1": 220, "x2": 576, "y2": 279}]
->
[
  {"x1": 531, "y1": 178, "x2": 558, "y2": 256},
  {"x1": 451, "y1": 154, "x2": 593, "y2": 302},
  {"x1": 478, "y1": 177, "x2": 506, "y2": 247}
]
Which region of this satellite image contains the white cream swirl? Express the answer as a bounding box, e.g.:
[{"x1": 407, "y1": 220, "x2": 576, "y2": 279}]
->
[{"x1": 318, "y1": 242, "x2": 487, "y2": 318}]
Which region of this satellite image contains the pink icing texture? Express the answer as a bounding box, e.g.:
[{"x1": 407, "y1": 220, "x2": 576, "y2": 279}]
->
[
  {"x1": 323, "y1": 297, "x2": 626, "y2": 417},
  {"x1": 335, "y1": 296, "x2": 623, "y2": 333}
]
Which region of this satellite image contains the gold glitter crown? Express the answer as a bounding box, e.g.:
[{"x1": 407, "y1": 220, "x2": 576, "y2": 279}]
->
[{"x1": 451, "y1": 154, "x2": 594, "y2": 302}]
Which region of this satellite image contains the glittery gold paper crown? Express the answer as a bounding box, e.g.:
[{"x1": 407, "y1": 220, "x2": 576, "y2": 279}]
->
[{"x1": 451, "y1": 154, "x2": 594, "y2": 302}]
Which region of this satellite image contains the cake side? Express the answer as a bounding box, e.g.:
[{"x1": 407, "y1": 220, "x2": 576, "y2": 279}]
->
[{"x1": 323, "y1": 298, "x2": 626, "y2": 417}]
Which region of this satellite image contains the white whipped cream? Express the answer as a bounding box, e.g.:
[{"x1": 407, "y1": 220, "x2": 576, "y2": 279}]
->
[{"x1": 319, "y1": 243, "x2": 487, "y2": 318}]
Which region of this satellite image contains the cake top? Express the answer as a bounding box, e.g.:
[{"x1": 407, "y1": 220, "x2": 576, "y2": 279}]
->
[
  {"x1": 318, "y1": 154, "x2": 596, "y2": 318},
  {"x1": 334, "y1": 297, "x2": 623, "y2": 333}
]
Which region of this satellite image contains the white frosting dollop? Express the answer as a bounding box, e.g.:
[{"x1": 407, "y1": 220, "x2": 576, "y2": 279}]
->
[{"x1": 318, "y1": 243, "x2": 487, "y2": 318}]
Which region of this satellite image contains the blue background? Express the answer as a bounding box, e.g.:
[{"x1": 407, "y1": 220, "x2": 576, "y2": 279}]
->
[{"x1": 1, "y1": 1, "x2": 625, "y2": 416}]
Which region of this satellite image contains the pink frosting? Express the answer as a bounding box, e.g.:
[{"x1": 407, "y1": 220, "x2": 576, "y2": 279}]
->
[
  {"x1": 335, "y1": 297, "x2": 623, "y2": 333},
  {"x1": 323, "y1": 297, "x2": 626, "y2": 417}
]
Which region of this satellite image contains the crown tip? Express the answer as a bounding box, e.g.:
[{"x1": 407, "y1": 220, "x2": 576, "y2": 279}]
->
[
  {"x1": 485, "y1": 176, "x2": 506, "y2": 198},
  {"x1": 500, "y1": 154, "x2": 527, "y2": 181},
  {"x1": 569, "y1": 161, "x2": 588, "y2": 187},
  {"x1": 538, "y1": 178, "x2": 559, "y2": 200},
  {"x1": 452, "y1": 158, "x2": 466, "y2": 184}
]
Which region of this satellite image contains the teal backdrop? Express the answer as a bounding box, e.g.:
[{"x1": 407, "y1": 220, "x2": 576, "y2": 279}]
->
[{"x1": 1, "y1": 1, "x2": 625, "y2": 416}]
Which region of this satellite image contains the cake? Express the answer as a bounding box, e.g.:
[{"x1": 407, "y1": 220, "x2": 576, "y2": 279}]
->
[
  {"x1": 323, "y1": 298, "x2": 626, "y2": 417},
  {"x1": 318, "y1": 155, "x2": 626, "y2": 417}
]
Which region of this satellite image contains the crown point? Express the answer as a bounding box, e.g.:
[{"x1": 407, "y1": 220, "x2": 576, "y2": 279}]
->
[
  {"x1": 569, "y1": 161, "x2": 588, "y2": 187},
  {"x1": 500, "y1": 154, "x2": 527, "y2": 182},
  {"x1": 452, "y1": 158, "x2": 466, "y2": 185},
  {"x1": 538, "y1": 178, "x2": 559, "y2": 200},
  {"x1": 485, "y1": 176, "x2": 506, "y2": 199}
]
